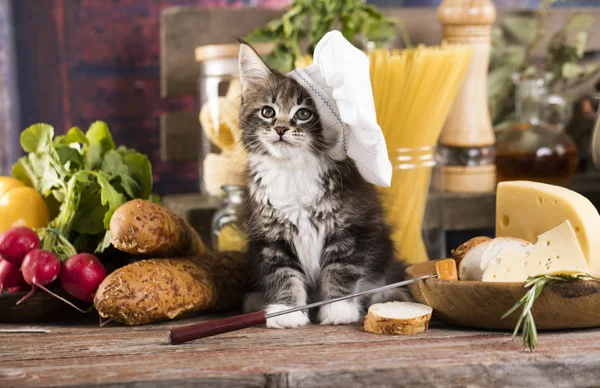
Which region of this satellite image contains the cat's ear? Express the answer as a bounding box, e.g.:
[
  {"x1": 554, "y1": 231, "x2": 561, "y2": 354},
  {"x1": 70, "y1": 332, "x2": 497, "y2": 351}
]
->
[{"x1": 237, "y1": 39, "x2": 271, "y2": 93}]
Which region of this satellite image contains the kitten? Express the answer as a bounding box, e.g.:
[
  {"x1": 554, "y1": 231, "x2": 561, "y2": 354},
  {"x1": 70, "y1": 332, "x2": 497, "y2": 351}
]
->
[{"x1": 238, "y1": 41, "x2": 398, "y2": 329}]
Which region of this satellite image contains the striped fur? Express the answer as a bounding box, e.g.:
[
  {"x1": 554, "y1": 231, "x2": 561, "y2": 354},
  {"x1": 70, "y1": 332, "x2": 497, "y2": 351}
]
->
[{"x1": 238, "y1": 42, "x2": 397, "y2": 328}]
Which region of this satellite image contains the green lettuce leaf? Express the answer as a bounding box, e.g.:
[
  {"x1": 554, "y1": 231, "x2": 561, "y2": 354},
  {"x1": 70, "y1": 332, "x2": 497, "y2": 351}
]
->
[
  {"x1": 21, "y1": 124, "x2": 54, "y2": 153},
  {"x1": 11, "y1": 120, "x2": 158, "y2": 257},
  {"x1": 54, "y1": 126, "x2": 89, "y2": 147},
  {"x1": 85, "y1": 121, "x2": 116, "y2": 170},
  {"x1": 95, "y1": 171, "x2": 127, "y2": 228},
  {"x1": 11, "y1": 157, "x2": 37, "y2": 188},
  {"x1": 95, "y1": 231, "x2": 113, "y2": 253},
  {"x1": 118, "y1": 146, "x2": 152, "y2": 200}
]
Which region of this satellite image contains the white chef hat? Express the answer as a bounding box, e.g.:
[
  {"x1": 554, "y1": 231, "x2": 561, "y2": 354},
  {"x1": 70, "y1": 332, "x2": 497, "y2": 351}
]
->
[{"x1": 287, "y1": 30, "x2": 392, "y2": 188}]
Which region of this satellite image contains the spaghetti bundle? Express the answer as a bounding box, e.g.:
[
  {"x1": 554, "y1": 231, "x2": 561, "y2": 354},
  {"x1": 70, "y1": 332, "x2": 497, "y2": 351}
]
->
[{"x1": 368, "y1": 45, "x2": 473, "y2": 264}]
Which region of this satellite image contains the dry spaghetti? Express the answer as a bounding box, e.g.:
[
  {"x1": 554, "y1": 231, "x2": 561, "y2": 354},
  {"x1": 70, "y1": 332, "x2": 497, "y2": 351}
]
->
[{"x1": 368, "y1": 45, "x2": 473, "y2": 264}]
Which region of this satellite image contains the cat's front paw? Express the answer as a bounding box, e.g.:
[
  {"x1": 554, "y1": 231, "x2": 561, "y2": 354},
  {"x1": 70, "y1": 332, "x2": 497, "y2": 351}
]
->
[
  {"x1": 264, "y1": 304, "x2": 310, "y2": 329},
  {"x1": 318, "y1": 300, "x2": 360, "y2": 325}
]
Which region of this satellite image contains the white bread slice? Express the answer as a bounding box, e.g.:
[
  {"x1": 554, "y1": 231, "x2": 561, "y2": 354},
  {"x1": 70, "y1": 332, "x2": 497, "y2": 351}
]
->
[
  {"x1": 479, "y1": 237, "x2": 530, "y2": 274},
  {"x1": 364, "y1": 302, "x2": 433, "y2": 335},
  {"x1": 457, "y1": 239, "x2": 491, "y2": 280},
  {"x1": 452, "y1": 236, "x2": 491, "y2": 264}
]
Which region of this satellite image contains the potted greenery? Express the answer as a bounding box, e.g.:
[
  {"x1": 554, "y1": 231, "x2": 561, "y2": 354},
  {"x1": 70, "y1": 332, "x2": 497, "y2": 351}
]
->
[{"x1": 245, "y1": 0, "x2": 404, "y2": 72}]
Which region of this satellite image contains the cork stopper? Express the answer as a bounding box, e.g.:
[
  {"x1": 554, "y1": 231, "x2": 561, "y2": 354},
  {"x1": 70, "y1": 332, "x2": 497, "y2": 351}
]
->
[
  {"x1": 437, "y1": 0, "x2": 496, "y2": 42},
  {"x1": 437, "y1": 0, "x2": 496, "y2": 26}
]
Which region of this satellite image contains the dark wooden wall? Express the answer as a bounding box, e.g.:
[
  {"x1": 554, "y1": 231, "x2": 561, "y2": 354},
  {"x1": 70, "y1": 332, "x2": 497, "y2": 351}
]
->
[{"x1": 12, "y1": 0, "x2": 289, "y2": 195}]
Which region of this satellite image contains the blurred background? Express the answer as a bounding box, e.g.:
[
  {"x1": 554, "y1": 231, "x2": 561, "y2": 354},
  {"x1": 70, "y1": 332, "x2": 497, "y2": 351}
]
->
[{"x1": 0, "y1": 0, "x2": 597, "y2": 196}]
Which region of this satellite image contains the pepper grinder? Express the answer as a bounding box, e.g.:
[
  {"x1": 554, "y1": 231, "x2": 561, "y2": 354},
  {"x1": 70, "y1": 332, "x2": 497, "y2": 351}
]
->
[{"x1": 436, "y1": 0, "x2": 497, "y2": 193}]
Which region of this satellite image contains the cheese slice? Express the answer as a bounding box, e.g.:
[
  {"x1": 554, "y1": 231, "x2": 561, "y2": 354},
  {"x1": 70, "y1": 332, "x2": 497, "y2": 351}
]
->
[
  {"x1": 496, "y1": 181, "x2": 600, "y2": 272},
  {"x1": 523, "y1": 220, "x2": 589, "y2": 277},
  {"x1": 483, "y1": 220, "x2": 589, "y2": 282}
]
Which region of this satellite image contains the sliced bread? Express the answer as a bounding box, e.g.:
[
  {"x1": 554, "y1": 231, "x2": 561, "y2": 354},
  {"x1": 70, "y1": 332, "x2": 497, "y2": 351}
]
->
[{"x1": 364, "y1": 301, "x2": 433, "y2": 335}]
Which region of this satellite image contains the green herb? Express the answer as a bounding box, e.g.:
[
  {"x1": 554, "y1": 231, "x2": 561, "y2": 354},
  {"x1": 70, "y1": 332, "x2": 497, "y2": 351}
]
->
[
  {"x1": 11, "y1": 122, "x2": 156, "y2": 260},
  {"x1": 502, "y1": 273, "x2": 598, "y2": 352},
  {"x1": 245, "y1": 0, "x2": 402, "y2": 72}
]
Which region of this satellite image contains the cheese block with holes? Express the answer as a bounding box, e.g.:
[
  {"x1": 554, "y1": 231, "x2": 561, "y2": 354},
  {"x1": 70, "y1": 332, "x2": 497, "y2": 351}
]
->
[
  {"x1": 483, "y1": 220, "x2": 590, "y2": 282},
  {"x1": 496, "y1": 181, "x2": 600, "y2": 272}
]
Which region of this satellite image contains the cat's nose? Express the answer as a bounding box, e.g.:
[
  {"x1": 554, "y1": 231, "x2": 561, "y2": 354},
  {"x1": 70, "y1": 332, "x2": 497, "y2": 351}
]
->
[{"x1": 274, "y1": 126, "x2": 289, "y2": 137}]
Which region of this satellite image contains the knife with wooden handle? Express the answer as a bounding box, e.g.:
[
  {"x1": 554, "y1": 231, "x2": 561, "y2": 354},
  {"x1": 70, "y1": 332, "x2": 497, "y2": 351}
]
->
[{"x1": 168, "y1": 273, "x2": 437, "y2": 345}]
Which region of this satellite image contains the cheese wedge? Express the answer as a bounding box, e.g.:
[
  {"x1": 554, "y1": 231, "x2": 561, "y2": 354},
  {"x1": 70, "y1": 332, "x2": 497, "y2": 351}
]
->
[
  {"x1": 496, "y1": 181, "x2": 600, "y2": 272},
  {"x1": 523, "y1": 220, "x2": 589, "y2": 277},
  {"x1": 483, "y1": 221, "x2": 590, "y2": 282}
]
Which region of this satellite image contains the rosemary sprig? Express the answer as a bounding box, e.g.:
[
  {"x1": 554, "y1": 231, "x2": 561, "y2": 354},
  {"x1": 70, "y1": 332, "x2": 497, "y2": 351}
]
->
[{"x1": 502, "y1": 273, "x2": 599, "y2": 352}]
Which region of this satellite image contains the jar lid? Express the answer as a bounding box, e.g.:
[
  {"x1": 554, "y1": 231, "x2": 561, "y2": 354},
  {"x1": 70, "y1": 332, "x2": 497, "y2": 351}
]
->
[{"x1": 195, "y1": 42, "x2": 274, "y2": 63}]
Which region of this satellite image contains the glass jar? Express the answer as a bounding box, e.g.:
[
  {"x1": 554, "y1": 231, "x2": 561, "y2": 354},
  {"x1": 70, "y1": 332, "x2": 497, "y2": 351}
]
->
[
  {"x1": 495, "y1": 73, "x2": 578, "y2": 186},
  {"x1": 211, "y1": 185, "x2": 248, "y2": 253},
  {"x1": 383, "y1": 147, "x2": 445, "y2": 265},
  {"x1": 195, "y1": 43, "x2": 272, "y2": 197}
]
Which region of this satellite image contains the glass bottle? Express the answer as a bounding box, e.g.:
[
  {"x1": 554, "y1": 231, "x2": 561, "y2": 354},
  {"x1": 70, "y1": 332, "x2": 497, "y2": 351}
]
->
[
  {"x1": 385, "y1": 146, "x2": 445, "y2": 265},
  {"x1": 211, "y1": 185, "x2": 248, "y2": 253},
  {"x1": 495, "y1": 73, "x2": 578, "y2": 186}
]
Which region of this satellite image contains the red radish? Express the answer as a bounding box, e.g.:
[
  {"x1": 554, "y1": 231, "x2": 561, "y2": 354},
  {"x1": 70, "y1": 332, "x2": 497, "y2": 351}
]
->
[
  {"x1": 60, "y1": 253, "x2": 106, "y2": 302},
  {"x1": 0, "y1": 226, "x2": 40, "y2": 264},
  {"x1": 0, "y1": 258, "x2": 24, "y2": 293},
  {"x1": 17, "y1": 249, "x2": 61, "y2": 305},
  {"x1": 6, "y1": 284, "x2": 27, "y2": 293}
]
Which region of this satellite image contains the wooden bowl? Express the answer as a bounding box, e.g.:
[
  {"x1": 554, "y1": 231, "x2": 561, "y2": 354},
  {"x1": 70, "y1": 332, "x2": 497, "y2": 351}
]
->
[
  {"x1": 405, "y1": 260, "x2": 600, "y2": 330},
  {"x1": 0, "y1": 287, "x2": 90, "y2": 323}
]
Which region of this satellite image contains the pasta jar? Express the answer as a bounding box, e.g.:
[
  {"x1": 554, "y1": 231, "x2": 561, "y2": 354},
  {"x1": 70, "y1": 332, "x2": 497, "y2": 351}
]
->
[
  {"x1": 211, "y1": 185, "x2": 248, "y2": 253},
  {"x1": 382, "y1": 146, "x2": 445, "y2": 264},
  {"x1": 195, "y1": 43, "x2": 273, "y2": 196}
]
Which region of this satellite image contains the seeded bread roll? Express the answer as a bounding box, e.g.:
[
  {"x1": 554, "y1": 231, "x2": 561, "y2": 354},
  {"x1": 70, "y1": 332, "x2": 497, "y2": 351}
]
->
[
  {"x1": 110, "y1": 199, "x2": 206, "y2": 258},
  {"x1": 94, "y1": 252, "x2": 246, "y2": 326}
]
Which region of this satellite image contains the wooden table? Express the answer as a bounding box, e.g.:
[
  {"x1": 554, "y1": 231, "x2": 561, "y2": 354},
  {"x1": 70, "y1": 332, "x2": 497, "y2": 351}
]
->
[{"x1": 2, "y1": 314, "x2": 600, "y2": 387}]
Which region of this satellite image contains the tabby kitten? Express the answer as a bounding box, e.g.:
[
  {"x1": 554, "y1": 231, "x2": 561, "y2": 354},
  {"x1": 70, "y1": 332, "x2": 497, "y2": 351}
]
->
[{"x1": 238, "y1": 42, "x2": 397, "y2": 329}]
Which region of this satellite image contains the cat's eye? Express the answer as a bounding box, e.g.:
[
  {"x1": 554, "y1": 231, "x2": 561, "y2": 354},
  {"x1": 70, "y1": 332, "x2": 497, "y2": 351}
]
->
[
  {"x1": 295, "y1": 108, "x2": 313, "y2": 121},
  {"x1": 260, "y1": 106, "x2": 275, "y2": 119}
]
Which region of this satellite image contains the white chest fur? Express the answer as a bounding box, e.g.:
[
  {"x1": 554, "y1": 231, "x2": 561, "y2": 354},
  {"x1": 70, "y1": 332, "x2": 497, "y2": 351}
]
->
[{"x1": 249, "y1": 153, "x2": 328, "y2": 285}]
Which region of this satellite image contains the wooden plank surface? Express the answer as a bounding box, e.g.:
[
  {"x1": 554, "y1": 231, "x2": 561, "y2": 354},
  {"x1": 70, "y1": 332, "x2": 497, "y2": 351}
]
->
[
  {"x1": 1, "y1": 314, "x2": 600, "y2": 387},
  {"x1": 160, "y1": 7, "x2": 283, "y2": 98},
  {"x1": 160, "y1": 112, "x2": 201, "y2": 162}
]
